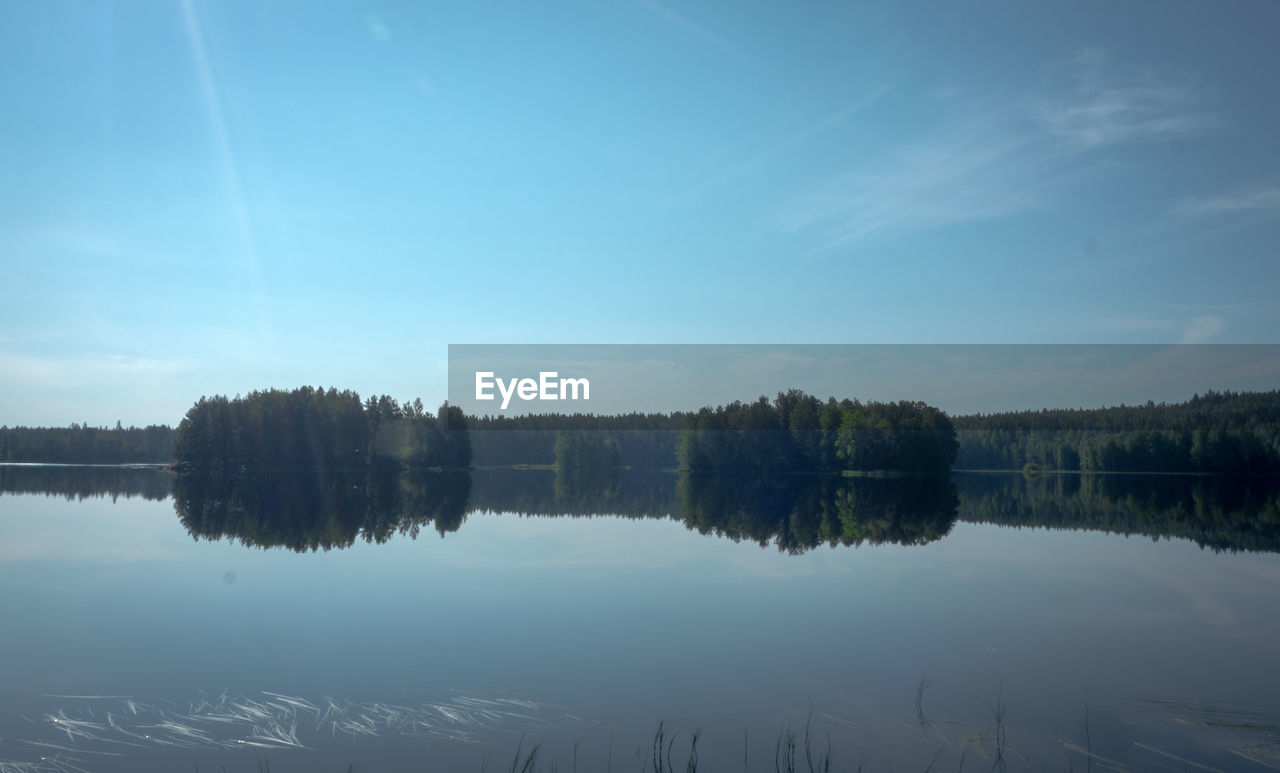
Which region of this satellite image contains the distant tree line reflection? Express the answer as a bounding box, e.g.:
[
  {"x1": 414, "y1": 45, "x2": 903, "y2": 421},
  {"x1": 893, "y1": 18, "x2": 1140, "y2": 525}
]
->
[
  {"x1": 167, "y1": 467, "x2": 1280, "y2": 555},
  {"x1": 0, "y1": 463, "x2": 173, "y2": 501},
  {"x1": 173, "y1": 463, "x2": 472, "y2": 551},
  {"x1": 9, "y1": 467, "x2": 1280, "y2": 556},
  {"x1": 171, "y1": 467, "x2": 959, "y2": 554}
]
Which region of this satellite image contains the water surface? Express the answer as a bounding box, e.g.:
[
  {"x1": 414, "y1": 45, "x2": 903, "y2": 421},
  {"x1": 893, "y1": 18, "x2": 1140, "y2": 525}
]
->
[{"x1": 1, "y1": 466, "x2": 1279, "y2": 771}]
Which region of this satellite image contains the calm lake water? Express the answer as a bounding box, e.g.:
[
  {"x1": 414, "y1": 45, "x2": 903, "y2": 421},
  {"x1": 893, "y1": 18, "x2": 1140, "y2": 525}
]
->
[{"x1": 2, "y1": 466, "x2": 1279, "y2": 772}]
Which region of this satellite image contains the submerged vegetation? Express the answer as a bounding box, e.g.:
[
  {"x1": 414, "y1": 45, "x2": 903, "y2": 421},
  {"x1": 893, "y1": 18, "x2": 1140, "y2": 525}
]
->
[{"x1": 10, "y1": 687, "x2": 1273, "y2": 773}]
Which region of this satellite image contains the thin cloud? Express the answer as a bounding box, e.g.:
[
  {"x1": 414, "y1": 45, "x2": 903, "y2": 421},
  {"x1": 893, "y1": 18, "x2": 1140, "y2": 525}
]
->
[
  {"x1": 776, "y1": 49, "x2": 1223, "y2": 249},
  {"x1": 1181, "y1": 315, "x2": 1225, "y2": 344},
  {"x1": 1034, "y1": 48, "x2": 1220, "y2": 148},
  {"x1": 782, "y1": 84, "x2": 894, "y2": 147},
  {"x1": 669, "y1": 83, "x2": 893, "y2": 206},
  {"x1": 1087, "y1": 314, "x2": 1178, "y2": 334},
  {"x1": 774, "y1": 114, "x2": 1071, "y2": 248},
  {"x1": 1174, "y1": 186, "x2": 1280, "y2": 217},
  {"x1": 630, "y1": 0, "x2": 762, "y2": 68},
  {"x1": 1085, "y1": 313, "x2": 1230, "y2": 344}
]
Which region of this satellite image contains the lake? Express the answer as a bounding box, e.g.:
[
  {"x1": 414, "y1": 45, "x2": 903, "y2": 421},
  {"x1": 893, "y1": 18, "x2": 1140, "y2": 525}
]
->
[{"x1": 1, "y1": 465, "x2": 1279, "y2": 772}]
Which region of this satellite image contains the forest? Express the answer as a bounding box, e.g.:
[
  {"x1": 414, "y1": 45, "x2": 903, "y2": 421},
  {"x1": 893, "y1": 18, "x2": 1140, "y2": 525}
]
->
[
  {"x1": 3, "y1": 387, "x2": 1279, "y2": 475},
  {"x1": 172, "y1": 387, "x2": 471, "y2": 471},
  {"x1": 171, "y1": 388, "x2": 959, "y2": 474},
  {"x1": 952, "y1": 390, "x2": 1280, "y2": 473},
  {"x1": 0, "y1": 422, "x2": 174, "y2": 464},
  {"x1": 676, "y1": 389, "x2": 957, "y2": 473}
]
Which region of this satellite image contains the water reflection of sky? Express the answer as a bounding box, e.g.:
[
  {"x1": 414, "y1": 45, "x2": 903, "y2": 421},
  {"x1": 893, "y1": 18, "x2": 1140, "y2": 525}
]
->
[{"x1": 2, "y1": 487, "x2": 1280, "y2": 771}]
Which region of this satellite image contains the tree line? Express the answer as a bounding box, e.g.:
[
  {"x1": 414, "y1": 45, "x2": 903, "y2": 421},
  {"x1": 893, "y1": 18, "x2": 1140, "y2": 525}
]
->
[
  {"x1": 171, "y1": 388, "x2": 959, "y2": 474},
  {"x1": 469, "y1": 411, "x2": 684, "y2": 468},
  {"x1": 677, "y1": 389, "x2": 957, "y2": 473},
  {"x1": 953, "y1": 390, "x2": 1280, "y2": 474},
  {"x1": 7, "y1": 387, "x2": 1280, "y2": 475},
  {"x1": 173, "y1": 387, "x2": 471, "y2": 471},
  {"x1": 0, "y1": 423, "x2": 175, "y2": 464},
  {"x1": 470, "y1": 390, "x2": 960, "y2": 473}
]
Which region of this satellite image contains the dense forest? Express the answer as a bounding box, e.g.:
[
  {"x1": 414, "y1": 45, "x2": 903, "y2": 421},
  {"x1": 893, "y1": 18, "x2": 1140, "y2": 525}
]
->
[
  {"x1": 173, "y1": 387, "x2": 471, "y2": 471},
  {"x1": 169, "y1": 388, "x2": 958, "y2": 474},
  {"x1": 678, "y1": 390, "x2": 957, "y2": 473},
  {"x1": 470, "y1": 410, "x2": 683, "y2": 468},
  {"x1": 953, "y1": 390, "x2": 1280, "y2": 473},
  {"x1": 474, "y1": 391, "x2": 959, "y2": 473},
  {"x1": 5, "y1": 387, "x2": 1279, "y2": 475},
  {"x1": 0, "y1": 423, "x2": 174, "y2": 464}
]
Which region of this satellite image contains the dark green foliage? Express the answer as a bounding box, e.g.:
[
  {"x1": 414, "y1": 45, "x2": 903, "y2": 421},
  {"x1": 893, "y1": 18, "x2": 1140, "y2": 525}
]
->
[
  {"x1": 954, "y1": 390, "x2": 1280, "y2": 474},
  {"x1": 174, "y1": 388, "x2": 471, "y2": 471},
  {"x1": 471, "y1": 426, "x2": 682, "y2": 469},
  {"x1": 553, "y1": 432, "x2": 621, "y2": 469},
  {"x1": 175, "y1": 388, "x2": 368, "y2": 471},
  {"x1": 678, "y1": 390, "x2": 957, "y2": 473},
  {"x1": 171, "y1": 388, "x2": 473, "y2": 550},
  {"x1": 0, "y1": 423, "x2": 175, "y2": 463}
]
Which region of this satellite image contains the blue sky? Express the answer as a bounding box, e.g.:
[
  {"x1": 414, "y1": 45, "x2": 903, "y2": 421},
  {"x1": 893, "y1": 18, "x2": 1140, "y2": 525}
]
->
[{"x1": 2, "y1": 1, "x2": 1279, "y2": 425}]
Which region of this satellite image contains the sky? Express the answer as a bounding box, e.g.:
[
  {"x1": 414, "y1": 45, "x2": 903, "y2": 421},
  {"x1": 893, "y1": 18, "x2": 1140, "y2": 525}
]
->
[{"x1": 1, "y1": 0, "x2": 1279, "y2": 425}]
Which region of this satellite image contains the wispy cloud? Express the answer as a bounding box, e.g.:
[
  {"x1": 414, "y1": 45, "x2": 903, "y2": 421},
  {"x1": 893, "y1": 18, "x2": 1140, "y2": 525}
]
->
[
  {"x1": 1087, "y1": 314, "x2": 1178, "y2": 334},
  {"x1": 1180, "y1": 314, "x2": 1225, "y2": 344},
  {"x1": 781, "y1": 85, "x2": 894, "y2": 148},
  {"x1": 1174, "y1": 185, "x2": 1280, "y2": 218},
  {"x1": 776, "y1": 48, "x2": 1223, "y2": 248},
  {"x1": 668, "y1": 83, "x2": 893, "y2": 206},
  {"x1": 1034, "y1": 48, "x2": 1219, "y2": 148},
  {"x1": 630, "y1": 0, "x2": 763, "y2": 68},
  {"x1": 775, "y1": 114, "x2": 1069, "y2": 247},
  {"x1": 1085, "y1": 313, "x2": 1228, "y2": 344}
]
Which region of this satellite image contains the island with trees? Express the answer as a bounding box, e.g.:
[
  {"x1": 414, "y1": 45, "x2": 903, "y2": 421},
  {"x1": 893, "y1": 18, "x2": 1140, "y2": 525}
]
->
[{"x1": 3, "y1": 387, "x2": 1278, "y2": 478}]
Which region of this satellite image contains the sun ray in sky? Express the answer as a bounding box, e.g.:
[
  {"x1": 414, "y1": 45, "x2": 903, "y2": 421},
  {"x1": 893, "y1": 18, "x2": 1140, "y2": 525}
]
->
[
  {"x1": 0, "y1": 1, "x2": 1277, "y2": 423},
  {"x1": 178, "y1": 0, "x2": 273, "y2": 361}
]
